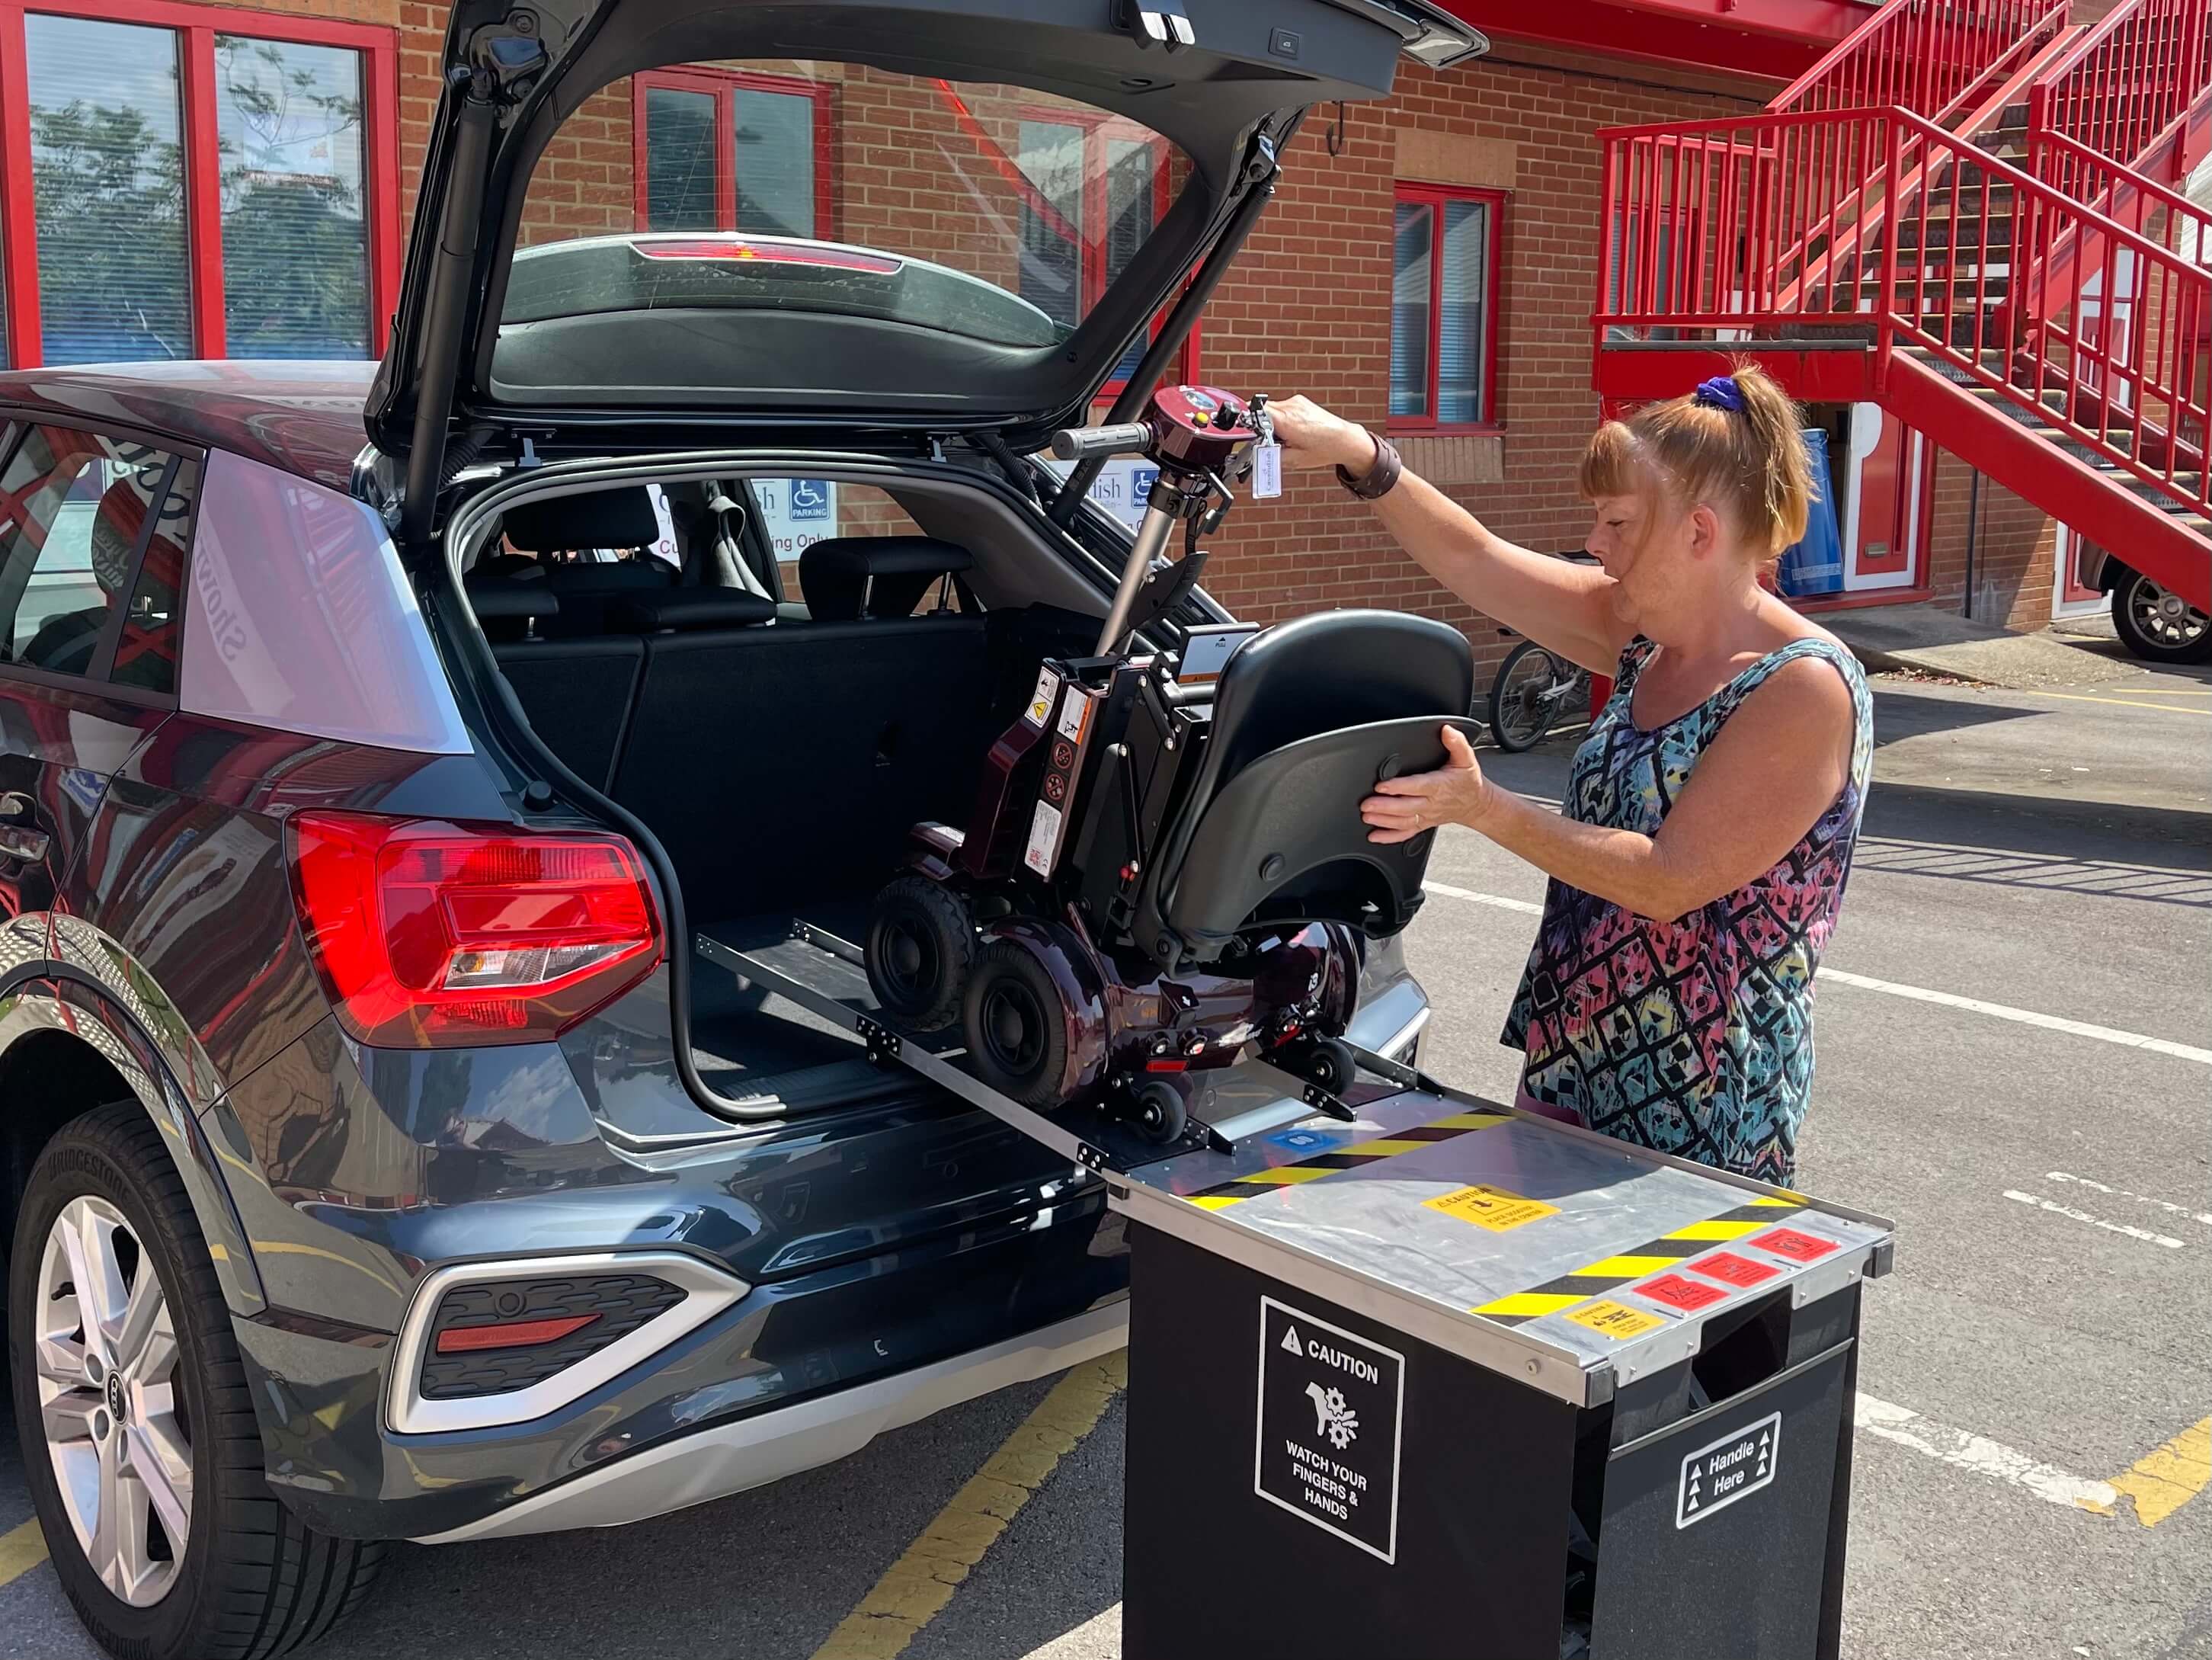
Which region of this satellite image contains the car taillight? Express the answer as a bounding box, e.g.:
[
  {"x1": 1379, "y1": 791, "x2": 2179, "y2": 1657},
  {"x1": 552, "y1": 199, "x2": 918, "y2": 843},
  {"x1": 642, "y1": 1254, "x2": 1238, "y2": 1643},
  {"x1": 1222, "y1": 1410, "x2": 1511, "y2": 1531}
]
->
[{"x1": 285, "y1": 812, "x2": 663, "y2": 1047}]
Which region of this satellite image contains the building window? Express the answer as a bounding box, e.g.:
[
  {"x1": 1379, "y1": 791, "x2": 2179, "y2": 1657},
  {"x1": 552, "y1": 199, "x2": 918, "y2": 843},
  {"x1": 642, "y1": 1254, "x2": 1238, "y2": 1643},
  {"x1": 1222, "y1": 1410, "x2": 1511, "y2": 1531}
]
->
[
  {"x1": 634, "y1": 70, "x2": 830, "y2": 239},
  {"x1": 1391, "y1": 184, "x2": 1503, "y2": 430},
  {"x1": 1013, "y1": 112, "x2": 1172, "y2": 390},
  {"x1": 0, "y1": 0, "x2": 398, "y2": 370},
  {"x1": 215, "y1": 37, "x2": 372, "y2": 358}
]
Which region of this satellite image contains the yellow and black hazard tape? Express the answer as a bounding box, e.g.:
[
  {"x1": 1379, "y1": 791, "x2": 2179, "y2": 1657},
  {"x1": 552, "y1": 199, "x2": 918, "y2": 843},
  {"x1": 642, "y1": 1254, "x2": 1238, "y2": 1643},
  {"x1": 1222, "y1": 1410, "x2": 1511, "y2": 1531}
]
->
[
  {"x1": 1183, "y1": 1110, "x2": 1512, "y2": 1211},
  {"x1": 1472, "y1": 1197, "x2": 1807, "y2": 1325}
]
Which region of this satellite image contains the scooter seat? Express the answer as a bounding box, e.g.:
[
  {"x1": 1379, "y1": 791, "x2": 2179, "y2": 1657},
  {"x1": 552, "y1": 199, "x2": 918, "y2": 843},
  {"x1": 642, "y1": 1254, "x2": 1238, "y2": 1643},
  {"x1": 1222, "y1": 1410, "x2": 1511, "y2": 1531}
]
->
[
  {"x1": 1133, "y1": 608, "x2": 1473, "y2": 969},
  {"x1": 1163, "y1": 713, "x2": 1481, "y2": 956}
]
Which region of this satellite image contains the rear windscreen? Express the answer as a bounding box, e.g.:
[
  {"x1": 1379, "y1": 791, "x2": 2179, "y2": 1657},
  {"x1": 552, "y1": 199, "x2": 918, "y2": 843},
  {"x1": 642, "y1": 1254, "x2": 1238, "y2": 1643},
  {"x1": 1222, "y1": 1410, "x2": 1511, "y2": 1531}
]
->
[{"x1": 507, "y1": 60, "x2": 1189, "y2": 358}]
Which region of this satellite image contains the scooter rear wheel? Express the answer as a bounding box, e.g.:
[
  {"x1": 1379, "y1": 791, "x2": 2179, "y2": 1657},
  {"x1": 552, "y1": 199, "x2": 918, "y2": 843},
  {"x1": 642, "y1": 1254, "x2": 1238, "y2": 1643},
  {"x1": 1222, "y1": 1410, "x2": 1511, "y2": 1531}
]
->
[
  {"x1": 866, "y1": 876, "x2": 975, "y2": 1033},
  {"x1": 962, "y1": 942, "x2": 1071, "y2": 1109}
]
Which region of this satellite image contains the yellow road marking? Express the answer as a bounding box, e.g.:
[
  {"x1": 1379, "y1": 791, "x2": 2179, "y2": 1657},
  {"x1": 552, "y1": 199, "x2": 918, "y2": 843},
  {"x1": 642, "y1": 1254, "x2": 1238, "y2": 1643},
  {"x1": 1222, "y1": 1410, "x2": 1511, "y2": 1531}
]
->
[
  {"x1": 810, "y1": 1351, "x2": 1126, "y2": 1660},
  {"x1": 2112, "y1": 686, "x2": 2212, "y2": 694},
  {"x1": 2022, "y1": 691, "x2": 2212, "y2": 715},
  {"x1": 2086, "y1": 1418, "x2": 2211, "y2": 1527},
  {"x1": 0, "y1": 1518, "x2": 48, "y2": 1588}
]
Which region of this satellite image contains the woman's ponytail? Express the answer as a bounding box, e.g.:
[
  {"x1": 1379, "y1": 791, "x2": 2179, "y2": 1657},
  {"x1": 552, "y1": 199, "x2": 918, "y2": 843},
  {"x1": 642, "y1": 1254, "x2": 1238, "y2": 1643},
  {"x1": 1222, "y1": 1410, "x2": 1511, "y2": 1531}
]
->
[{"x1": 1579, "y1": 359, "x2": 1815, "y2": 557}]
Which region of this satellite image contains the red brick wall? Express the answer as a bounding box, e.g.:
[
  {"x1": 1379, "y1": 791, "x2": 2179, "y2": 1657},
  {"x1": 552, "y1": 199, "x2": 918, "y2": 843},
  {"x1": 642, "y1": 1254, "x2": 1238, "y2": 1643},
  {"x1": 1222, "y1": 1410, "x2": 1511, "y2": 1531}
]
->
[
  {"x1": 1923, "y1": 454, "x2": 2059, "y2": 627},
  {"x1": 1193, "y1": 53, "x2": 1765, "y2": 681}
]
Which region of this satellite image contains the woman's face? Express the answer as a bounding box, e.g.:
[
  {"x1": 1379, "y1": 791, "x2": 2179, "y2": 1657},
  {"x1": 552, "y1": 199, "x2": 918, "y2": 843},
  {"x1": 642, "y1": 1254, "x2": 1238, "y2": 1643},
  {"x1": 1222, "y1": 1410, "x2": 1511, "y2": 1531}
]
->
[{"x1": 1586, "y1": 489, "x2": 1721, "y2": 629}]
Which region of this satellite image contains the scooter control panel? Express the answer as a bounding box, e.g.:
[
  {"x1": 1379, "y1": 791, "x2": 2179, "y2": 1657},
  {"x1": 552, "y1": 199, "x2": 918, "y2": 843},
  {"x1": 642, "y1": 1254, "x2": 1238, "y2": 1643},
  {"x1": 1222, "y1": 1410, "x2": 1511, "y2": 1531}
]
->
[{"x1": 1146, "y1": 384, "x2": 1258, "y2": 476}]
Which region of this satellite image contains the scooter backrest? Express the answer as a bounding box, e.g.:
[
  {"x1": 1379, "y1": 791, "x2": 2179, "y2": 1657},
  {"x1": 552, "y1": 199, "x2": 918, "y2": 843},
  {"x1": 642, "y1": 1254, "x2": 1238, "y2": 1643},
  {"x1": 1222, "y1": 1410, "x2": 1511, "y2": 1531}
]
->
[
  {"x1": 1204, "y1": 609, "x2": 1474, "y2": 782},
  {"x1": 1139, "y1": 610, "x2": 1473, "y2": 968}
]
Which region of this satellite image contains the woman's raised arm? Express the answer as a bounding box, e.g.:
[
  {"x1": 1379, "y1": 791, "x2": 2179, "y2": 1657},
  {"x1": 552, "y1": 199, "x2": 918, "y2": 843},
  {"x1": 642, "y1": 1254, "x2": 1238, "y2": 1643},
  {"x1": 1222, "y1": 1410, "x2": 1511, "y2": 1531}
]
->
[{"x1": 1266, "y1": 395, "x2": 1631, "y2": 675}]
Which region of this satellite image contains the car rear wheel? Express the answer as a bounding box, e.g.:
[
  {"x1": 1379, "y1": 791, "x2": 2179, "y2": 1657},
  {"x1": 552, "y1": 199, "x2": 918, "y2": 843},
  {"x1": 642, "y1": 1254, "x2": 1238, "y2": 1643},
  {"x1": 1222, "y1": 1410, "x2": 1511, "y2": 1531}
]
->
[
  {"x1": 2111, "y1": 569, "x2": 2212, "y2": 664},
  {"x1": 8, "y1": 1103, "x2": 384, "y2": 1660}
]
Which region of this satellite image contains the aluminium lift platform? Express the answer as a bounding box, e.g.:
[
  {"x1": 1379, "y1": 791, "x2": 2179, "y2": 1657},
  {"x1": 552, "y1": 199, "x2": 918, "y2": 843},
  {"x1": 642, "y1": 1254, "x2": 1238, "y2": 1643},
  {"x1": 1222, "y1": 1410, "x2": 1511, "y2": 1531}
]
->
[{"x1": 699, "y1": 920, "x2": 1895, "y2": 1660}]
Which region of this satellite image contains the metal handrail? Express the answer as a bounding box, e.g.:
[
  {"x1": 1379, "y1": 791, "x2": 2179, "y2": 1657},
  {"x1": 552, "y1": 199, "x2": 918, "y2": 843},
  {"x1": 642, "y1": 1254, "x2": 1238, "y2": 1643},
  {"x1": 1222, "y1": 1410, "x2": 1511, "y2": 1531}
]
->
[
  {"x1": 2027, "y1": 0, "x2": 2211, "y2": 178},
  {"x1": 2030, "y1": 127, "x2": 2212, "y2": 258},
  {"x1": 1594, "y1": 104, "x2": 2211, "y2": 524},
  {"x1": 1772, "y1": 0, "x2": 2070, "y2": 120}
]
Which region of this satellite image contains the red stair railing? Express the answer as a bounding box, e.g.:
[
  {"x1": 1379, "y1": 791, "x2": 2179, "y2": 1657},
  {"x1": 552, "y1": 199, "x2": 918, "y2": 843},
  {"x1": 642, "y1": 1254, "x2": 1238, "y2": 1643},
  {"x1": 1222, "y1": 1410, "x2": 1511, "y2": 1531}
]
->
[
  {"x1": 2031, "y1": 128, "x2": 2212, "y2": 261},
  {"x1": 1596, "y1": 107, "x2": 2212, "y2": 526},
  {"x1": 1773, "y1": 0, "x2": 2069, "y2": 120},
  {"x1": 2028, "y1": 0, "x2": 2212, "y2": 188}
]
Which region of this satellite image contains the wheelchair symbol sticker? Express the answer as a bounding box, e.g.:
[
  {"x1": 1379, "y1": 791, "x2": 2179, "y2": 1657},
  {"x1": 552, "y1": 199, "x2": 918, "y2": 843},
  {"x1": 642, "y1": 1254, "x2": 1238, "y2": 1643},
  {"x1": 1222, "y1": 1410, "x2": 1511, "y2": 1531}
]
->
[{"x1": 788, "y1": 479, "x2": 831, "y2": 521}]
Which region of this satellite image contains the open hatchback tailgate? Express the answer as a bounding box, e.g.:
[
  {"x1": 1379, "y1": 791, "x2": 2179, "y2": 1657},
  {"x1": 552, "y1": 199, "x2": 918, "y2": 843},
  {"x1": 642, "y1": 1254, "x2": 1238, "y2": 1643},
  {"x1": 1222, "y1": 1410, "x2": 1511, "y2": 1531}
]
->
[{"x1": 366, "y1": 0, "x2": 1484, "y2": 535}]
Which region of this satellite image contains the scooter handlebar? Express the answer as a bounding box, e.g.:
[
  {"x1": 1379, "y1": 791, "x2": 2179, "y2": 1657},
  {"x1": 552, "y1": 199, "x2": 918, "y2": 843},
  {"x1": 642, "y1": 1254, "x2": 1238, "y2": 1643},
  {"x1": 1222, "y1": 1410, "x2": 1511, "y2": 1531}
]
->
[{"x1": 1049, "y1": 423, "x2": 1154, "y2": 462}]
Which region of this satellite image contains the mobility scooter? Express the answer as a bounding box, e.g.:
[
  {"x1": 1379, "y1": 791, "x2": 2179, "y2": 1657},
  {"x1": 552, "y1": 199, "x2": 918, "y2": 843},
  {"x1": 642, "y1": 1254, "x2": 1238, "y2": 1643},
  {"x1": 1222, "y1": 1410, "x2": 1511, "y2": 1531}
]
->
[{"x1": 860, "y1": 384, "x2": 1477, "y2": 1143}]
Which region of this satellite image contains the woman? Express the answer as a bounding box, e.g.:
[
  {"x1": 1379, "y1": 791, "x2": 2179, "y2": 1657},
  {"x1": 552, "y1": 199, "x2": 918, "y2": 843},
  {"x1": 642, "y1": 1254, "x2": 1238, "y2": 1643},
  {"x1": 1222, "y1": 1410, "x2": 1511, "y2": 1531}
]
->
[{"x1": 1268, "y1": 367, "x2": 1871, "y2": 1185}]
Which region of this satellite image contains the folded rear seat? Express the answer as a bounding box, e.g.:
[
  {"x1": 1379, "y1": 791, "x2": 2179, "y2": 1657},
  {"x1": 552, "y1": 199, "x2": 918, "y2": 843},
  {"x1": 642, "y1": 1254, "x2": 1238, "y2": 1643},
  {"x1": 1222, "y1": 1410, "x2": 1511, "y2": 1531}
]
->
[{"x1": 613, "y1": 538, "x2": 994, "y2": 922}]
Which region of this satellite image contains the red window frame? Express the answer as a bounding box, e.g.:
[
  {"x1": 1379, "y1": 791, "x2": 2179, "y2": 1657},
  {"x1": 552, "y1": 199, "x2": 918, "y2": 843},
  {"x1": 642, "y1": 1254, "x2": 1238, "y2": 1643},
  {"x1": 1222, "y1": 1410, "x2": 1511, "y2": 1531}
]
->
[
  {"x1": 1013, "y1": 104, "x2": 1192, "y2": 402},
  {"x1": 1390, "y1": 182, "x2": 1506, "y2": 435},
  {"x1": 0, "y1": 0, "x2": 401, "y2": 370},
  {"x1": 631, "y1": 68, "x2": 835, "y2": 242}
]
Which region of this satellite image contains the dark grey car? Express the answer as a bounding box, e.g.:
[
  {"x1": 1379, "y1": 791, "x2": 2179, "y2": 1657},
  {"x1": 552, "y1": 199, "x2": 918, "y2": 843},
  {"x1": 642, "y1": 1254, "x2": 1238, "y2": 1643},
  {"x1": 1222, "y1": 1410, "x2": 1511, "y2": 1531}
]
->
[{"x1": 0, "y1": 3, "x2": 1477, "y2": 1655}]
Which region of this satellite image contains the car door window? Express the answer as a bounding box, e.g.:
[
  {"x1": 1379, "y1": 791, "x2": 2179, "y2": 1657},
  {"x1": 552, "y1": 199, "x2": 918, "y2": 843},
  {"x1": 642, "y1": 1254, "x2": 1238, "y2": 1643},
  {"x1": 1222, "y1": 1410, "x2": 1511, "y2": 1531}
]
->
[
  {"x1": 0, "y1": 424, "x2": 186, "y2": 684},
  {"x1": 108, "y1": 456, "x2": 197, "y2": 694}
]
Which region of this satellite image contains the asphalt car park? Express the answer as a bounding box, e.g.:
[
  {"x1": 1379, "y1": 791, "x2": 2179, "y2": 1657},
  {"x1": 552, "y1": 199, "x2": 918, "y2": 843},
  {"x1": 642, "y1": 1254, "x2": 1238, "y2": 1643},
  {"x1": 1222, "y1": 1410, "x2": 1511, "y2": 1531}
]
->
[{"x1": 3, "y1": 652, "x2": 2204, "y2": 1660}]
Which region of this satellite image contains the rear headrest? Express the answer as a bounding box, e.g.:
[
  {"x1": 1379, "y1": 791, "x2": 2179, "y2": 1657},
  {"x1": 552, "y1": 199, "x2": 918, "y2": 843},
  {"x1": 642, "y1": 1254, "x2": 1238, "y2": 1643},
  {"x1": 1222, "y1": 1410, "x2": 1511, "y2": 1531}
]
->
[
  {"x1": 501, "y1": 489, "x2": 661, "y2": 553},
  {"x1": 799, "y1": 537, "x2": 974, "y2": 621},
  {"x1": 469, "y1": 585, "x2": 560, "y2": 621},
  {"x1": 609, "y1": 590, "x2": 778, "y2": 633}
]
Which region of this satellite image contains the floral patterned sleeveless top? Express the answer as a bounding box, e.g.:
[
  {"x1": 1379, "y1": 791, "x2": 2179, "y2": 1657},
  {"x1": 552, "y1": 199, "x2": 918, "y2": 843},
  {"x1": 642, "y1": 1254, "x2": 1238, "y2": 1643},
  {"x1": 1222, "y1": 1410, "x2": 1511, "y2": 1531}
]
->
[{"x1": 1500, "y1": 636, "x2": 1873, "y2": 1184}]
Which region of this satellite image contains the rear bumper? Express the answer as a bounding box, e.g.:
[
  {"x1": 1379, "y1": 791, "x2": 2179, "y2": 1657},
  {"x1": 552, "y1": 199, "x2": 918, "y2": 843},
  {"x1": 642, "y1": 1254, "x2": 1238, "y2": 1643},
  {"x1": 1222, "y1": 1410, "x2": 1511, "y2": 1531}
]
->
[{"x1": 412, "y1": 1298, "x2": 1128, "y2": 1543}]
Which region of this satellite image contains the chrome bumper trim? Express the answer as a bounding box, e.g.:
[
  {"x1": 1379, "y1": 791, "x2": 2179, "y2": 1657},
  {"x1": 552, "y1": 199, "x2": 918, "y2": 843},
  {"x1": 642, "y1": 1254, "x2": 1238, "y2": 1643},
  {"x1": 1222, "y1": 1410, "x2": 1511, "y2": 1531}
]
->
[{"x1": 411, "y1": 1299, "x2": 1130, "y2": 1543}]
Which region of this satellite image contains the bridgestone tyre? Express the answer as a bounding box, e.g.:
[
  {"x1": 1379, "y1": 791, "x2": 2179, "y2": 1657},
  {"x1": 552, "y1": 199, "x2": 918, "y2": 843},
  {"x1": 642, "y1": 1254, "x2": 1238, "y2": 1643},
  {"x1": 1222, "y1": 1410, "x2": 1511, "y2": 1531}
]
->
[
  {"x1": 2111, "y1": 569, "x2": 2212, "y2": 664},
  {"x1": 8, "y1": 1102, "x2": 384, "y2": 1660},
  {"x1": 962, "y1": 942, "x2": 1071, "y2": 1109},
  {"x1": 866, "y1": 875, "x2": 976, "y2": 1033}
]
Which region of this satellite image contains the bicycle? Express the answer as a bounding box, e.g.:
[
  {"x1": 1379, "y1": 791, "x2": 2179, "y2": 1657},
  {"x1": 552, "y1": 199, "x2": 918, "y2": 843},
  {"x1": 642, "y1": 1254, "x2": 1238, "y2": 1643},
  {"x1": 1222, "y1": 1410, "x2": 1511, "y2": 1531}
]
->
[{"x1": 1485, "y1": 635, "x2": 1591, "y2": 751}]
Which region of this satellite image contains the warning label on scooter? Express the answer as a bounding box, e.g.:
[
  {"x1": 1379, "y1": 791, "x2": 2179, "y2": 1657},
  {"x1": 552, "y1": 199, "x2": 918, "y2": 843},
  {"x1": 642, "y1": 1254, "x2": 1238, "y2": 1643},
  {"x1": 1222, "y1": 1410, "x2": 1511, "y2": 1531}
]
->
[
  {"x1": 1677, "y1": 1410, "x2": 1781, "y2": 1529},
  {"x1": 1254, "y1": 1296, "x2": 1403, "y2": 1564}
]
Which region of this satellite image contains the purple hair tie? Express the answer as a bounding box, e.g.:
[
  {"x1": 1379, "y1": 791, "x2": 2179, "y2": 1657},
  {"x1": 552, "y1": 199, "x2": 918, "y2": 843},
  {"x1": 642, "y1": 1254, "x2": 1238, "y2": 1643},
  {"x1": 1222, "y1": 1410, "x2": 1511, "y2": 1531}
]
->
[{"x1": 1693, "y1": 374, "x2": 1745, "y2": 412}]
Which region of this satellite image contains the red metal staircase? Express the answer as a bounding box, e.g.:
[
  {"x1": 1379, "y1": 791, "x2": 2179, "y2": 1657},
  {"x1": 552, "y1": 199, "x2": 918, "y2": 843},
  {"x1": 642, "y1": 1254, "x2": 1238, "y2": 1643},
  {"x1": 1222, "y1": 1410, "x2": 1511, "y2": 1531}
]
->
[{"x1": 1593, "y1": 0, "x2": 2212, "y2": 611}]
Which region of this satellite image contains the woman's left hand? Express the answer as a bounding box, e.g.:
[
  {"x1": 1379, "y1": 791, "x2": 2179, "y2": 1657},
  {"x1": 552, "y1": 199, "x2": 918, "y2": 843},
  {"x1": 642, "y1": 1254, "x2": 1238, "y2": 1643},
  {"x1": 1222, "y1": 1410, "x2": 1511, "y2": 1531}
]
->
[{"x1": 1362, "y1": 724, "x2": 1494, "y2": 844}]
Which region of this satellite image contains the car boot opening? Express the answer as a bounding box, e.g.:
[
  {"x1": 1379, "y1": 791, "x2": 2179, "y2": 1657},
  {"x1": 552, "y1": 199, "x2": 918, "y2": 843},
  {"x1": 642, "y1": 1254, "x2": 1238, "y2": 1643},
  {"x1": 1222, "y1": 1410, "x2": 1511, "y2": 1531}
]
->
[{"x1": 450, "y1": 458, "x2": 1125, "y2": 1118}]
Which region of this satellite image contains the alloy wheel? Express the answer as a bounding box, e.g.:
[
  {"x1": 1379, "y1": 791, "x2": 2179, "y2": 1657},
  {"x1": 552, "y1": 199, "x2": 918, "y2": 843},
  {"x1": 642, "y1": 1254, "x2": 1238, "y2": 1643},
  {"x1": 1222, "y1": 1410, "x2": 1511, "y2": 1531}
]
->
[
  {"x1": 33, "y1": 1195, "x2": 193, "y2": 1608},
  {"x1": 2127, "y1": 577, "x2": 2208, "y2": 652}
]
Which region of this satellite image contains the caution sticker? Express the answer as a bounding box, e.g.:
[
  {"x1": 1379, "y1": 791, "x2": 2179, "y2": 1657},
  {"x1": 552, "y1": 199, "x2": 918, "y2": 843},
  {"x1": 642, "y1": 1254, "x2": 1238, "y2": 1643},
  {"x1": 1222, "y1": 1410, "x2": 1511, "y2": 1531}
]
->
[
  {"x1": 1636, "y1": 1273, "x2": 1727, "y2": 1314},
  {"x1": 1564, "y1": 1300, "x2": 1664, "y2": 1341},
  {"x1": 1055, "y1": 683, "x2": 1091, "y2": 742},
  {"x1": 1026, "y1": 668, "x2": 1061, "y2": 726},
  {"x1": 1753, "y1": 1227, "x2": 1841, "y2": 1264},
  {"x1": 1690, "y1": 1251, "x2": 1780, "y2": 1288},
  {"x1": 1423, "y1": 1184, "x2": 1558, "y2": 1232}
]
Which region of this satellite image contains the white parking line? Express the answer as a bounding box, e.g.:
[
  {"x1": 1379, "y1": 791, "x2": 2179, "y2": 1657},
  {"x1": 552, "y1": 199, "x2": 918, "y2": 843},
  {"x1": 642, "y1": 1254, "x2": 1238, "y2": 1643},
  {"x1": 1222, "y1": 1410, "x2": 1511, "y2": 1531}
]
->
[
  {"x1": 1816, "y1": 969, "x2": 2212, "y2": 1066},
  {"x1": 1419, "y1": 882, "x2": 2212, "y2": 1066},
  {"x1": 2046, "y1": 1171, "x2": 2212, "y2": 1228},
  {"x1": 2002, "y1": 1189, "x2": 2188, "y2": 1250},
  {"x1": 1853, "y1": 1393, "x2": 2118, "y2": 1514}
]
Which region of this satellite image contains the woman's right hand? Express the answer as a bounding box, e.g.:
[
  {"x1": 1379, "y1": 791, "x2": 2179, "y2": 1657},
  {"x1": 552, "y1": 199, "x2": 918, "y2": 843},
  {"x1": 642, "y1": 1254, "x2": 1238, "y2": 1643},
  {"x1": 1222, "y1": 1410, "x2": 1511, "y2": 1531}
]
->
[{"x1": 1265, "y1": 395, "x2": 1378, "y2": 475}]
